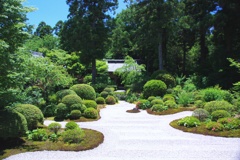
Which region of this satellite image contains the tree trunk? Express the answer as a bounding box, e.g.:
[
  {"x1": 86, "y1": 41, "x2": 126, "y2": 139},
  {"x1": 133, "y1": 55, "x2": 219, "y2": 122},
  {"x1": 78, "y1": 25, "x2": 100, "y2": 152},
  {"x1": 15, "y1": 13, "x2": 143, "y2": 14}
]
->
[
  {"x1": 158, "y1": 33, "x2": 163, "y2": 70},
  {"x1": 92, "y1": 58, "x2": 96, "y2": 84}
]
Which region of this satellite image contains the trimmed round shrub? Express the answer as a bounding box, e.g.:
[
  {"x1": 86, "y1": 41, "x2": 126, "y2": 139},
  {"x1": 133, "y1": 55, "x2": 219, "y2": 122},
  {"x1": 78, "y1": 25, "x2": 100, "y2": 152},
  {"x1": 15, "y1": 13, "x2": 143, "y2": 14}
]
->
[
  {"x1": 14, "y1": 104, "x2": 44, "y2": 130},
  {"x1": 61, "y1": 128, "x2": 85, "y2": 144},
  {"x1": 151, "y1": 99, "x2": 164, "y2": 107},
  {"x1": 65, "y1": 121, "x2": 79, "y2": 131},
  {"x1": 194, "y1": 100, "x2": 205, "y2": 108},
  {"x1": 200, "y1": 88, "x2": 233, "y2": 102},
  {"x1": 177, "y1": 116, "x2": 201, "y2": 128},
  {"x1": 70, "y1": 103, "x2": 86, "y2": 113},
  {"x1": 204, "y1": 100, "x2": 234, "y2": 114},
  {"x1": 164, "y1": 100, "x2": 178, "y2": 109},
  {"x1": 105, "y1": 95, "x2": 116, "y2": 105},
  {"x1": 206, "y1": 121, "x2": 224, "y2": 132},
  {"x1": 136, "y1": 99, "x2": 151, "y2": 110},
  {"x1": 192, "y1": 108, "x2": 210, "y2": 121},
  {"x1": 96, "y1": 97, "x2": 105, "y2": 104},
  {"x1": 70, "y1": 110, "x2": 81, "y2": 120},
  {"x1": 62, "y1": 94, "x2": 82, "y2": 108},
  {"x1": 104, "y1": 87, "x2": 114, "y2": 93},
  {"x1": 147, "y1": 96, "x2": 156, "y2": 102},
  {"x1": 155, "y1": 73, "x2": 176, "y2": 88},
  {"x1": 0, "y1": 108, "x2": 28, "y2": 138},
  {"x1": 84, "y1": 108, "x2": 98, "y2": 119},
  {"x1": 211, "y1": 110, "x2": 231, "y2": 121},
  {"x1": 143, "y1": 80, "x2": 167, "y2": 98},
  {"x1": 100, "y1": 91, "x2": 109, "y2": 99},
  {"x1": 163, "y1": 94, "x2": 175, "y2": 102},
  {"x1": 151, "y1": 104, "x2": 168, "y2": 112},
  {"x1": 83, "y1": 100, "x2": 97, "y2": 109},
  {"x1": 48, "y1": 122, "x2": 62, "y2": 134},
  {"x1": 43, "y1": 104, "x2": 57, "y2": 117},
  {"x1": 217, "y1": 117, "x2": 240, "y2": 130},
  {"x1": 56, "y1": 89, "x2": 76, "y2": 101},
  {"x1": 55, "y1": 103, "x2": 68, "y2": 119},
  {"x1": 70, "y1": 84, "x2": 96, "y2": 100},
  {"x1": 83, "y1": 75, "x2": 92, "y2": 84}
]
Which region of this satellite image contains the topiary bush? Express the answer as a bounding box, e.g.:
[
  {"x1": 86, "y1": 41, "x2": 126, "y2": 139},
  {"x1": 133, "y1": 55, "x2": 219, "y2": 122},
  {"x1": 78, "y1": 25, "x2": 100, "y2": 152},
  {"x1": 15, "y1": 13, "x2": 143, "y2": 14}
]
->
[
  {"x1": 48, "y1": 122, "x2": 62, "y2": 134},
  {"x1": 69, "y1": 110, "x2": 81, "y2": 120},
  {"x1": 104, "y1": 87, "x2": 115, "y2": 93},
  {"x1": 211, "y1": 110, "x2": 231, "y2": 121},
  {"x1": 151, "y1": 104, "x2": 168, "y2": 112},
  {"x1": 105, "y1": 95, "x2": 116, "y2": 105},
  {"x1": 83, "y1": 100, "x2": 97, "y2": 109},
  {"x1": 192, "y1": 108, "x2": 210, "y2": 121},
  {"x1": 147, "y1": 96, "x2": 156, "y2": 102},
  {"x1": 70, "y1": 103, "x2": 86, "y2": 113},
  {"x1": 70, "y1": 84, "x2": 96, "y2": 100},
  {"x1": 84, "y1": 108, "x2": 98, "y2": 119},
  {"x1": 100, "y1": 91, "x2": 109, "y2": 99},
  {"x1": 136, "y1": 99, "x2": 151, "y2": 109},
  {"x1": 155, "y1": 73, "x2": 176, "y2": 88},
  {"x1": 0, "y1": 107, "x2": 28, "y2": 138},
  {"x1": 217, "y1": 117, "x2": 240, "y2": 130},
  {"x1": 62, "y1": 94, "x2": 82, "y2": 108},
  {"x1": 163, "y1": 94, "x2": 175, "y2": 102},
  {"x1": 194, "y1": 100, "x2": 205, "y2": 108},
  {"x1": 150, "y1": 99, "x2": 164, "y2": 107},
  {"x1": 205, "y1": 121, "x2": 224, "y2": 132},
  {"x1": 55, "y1": 103, "x2": 68, "y2": 119},
  {"x1": 204, "y1": 100, "x2": 234, "y2": 114},
  {"x1": 200, "y1": 87, "x2": 233, "y2": 102},
  {"x1": 56, "y1": 89, "x2": 76, "y2": 101},
  {"x1": 164, "y1": 100, "x2": 178, "y2": 109},
  {"x1": 177, "y1": 116, "x2": 201, "y2": 128},
  {"x1": 14, "y1": 104, "x2": 44, "y2": 130},
  {"x1": 65, "y1": 121, "x2": 79, "y2": 131},
  {"x1": 96, "y1": 97, "x2": 106, "y2": 104},
  {"x1": 61, "y1": 127, "x2": 85, "y2": 144},
  {"x1": 143, "y1": 80, "x2": 167, "y2": 98}
]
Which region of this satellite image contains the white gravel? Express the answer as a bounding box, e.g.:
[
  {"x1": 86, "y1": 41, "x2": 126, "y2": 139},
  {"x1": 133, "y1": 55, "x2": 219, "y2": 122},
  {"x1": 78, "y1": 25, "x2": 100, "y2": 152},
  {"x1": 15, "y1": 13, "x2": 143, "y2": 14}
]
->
[{"x1": 4, "y1": 101, "x2": 240, "y2": 160}]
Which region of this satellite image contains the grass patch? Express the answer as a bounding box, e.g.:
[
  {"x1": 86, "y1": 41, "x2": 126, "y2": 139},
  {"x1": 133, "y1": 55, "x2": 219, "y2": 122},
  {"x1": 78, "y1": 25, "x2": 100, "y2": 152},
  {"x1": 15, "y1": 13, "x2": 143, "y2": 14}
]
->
[
  {"x1": 170, "y1": 119, "x2": 240, "y2": 138},
  {"x1": 147, "y1": 107, "x2": 196, "y2": 115},
  {"x1": 0, "y1": 128, "x2": 104, "y2": 159}
]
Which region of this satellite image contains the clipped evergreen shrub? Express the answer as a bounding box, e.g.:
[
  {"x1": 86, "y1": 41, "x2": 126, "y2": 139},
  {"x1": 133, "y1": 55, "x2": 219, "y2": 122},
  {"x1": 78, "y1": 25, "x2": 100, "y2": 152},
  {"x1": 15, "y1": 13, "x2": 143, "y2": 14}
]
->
[
  {"x1": 155, "y1": 73, "x2": 176, "y2": 88},
  {"x1": 194, "y1": 100, "x2": 205, "y2": 108},
  {"x1": 70, "y1": 103, "x2": 86, "y2": 113},
  {"x1": 151, "y1": 104, "x2": 168, "y2": 112},
  {"x1": 163, "y1": 94, "x2": 175, "y2": 102},
  {"x1": 105, "y1": 95, "x2": 116, "y2": 105},
  {"x1": 204, "y1": 100, "x2": 234, "y2": 114},
  {"x1": 70, "y1": 84, "x2": 96, "y2": 100},
  {"x1": 70, "y1": 110, "x2": 81, "y2": 120},
  {"x1": 192, "y1": 108, "x2": 209, "y2": 121},
  {"x1": 200, "y1": 88, "x2": 233, "y2": 102},
  {"x1": 96, "y1": 97, "x2": 106, "y2": 104},
  {"x1": 104, "y1": 87, "x2": 115, "y2": 93},
  {"x1": 100, "y1": 91, "x2": 109, "y2": 99},
  {"x1": 56, "y1": 89, "x2": 76, "y2": 101},
  {"x1": 0, "y1": 108, "x2": 28, "y2": 138},
  {"x1": 61, "y1": 128, "x2": 85, "y2": 144},
  {"x1": 147, "y1": 96, "x2": 156, "y2": 102},
  {"x1": 205, "y1": 121, "x2": 224, "y2": 132},
  {"x1": 14, "y1": 104, "x2": 44, "y2": 130},
  {"x1": 62, "y1": 94, "x2": 82, "y2": 108},
  {"x1": 48, "y1": 122, "x2": 62, "y2": 134},
  {"x1": 136, "y1": 99, "x2": 151, "y2": 109},
  {"x1": 217, "y1": 117, "x2": 240, "y2": 130},
  {"x1": 151, "y1": 99, "x2": 164, "y2": 107},
  {"x1": 143, "y1": 80, "x2": 167, "y2": 98},
  {"x1": 211, "y1": 110, "x2": 231, "y2": 121},
  {"x1": 65, "y1": 121, "x2": 79, "y2": 131},
  {"x1": 84, "y1": 107, "x2": 98, "y2": 119},
  {"x1": 55, "y1": 103, "x2": 68, "y2": 119},
  {"x1": 83, "y1": 100, "x2": 97, "y2": 109},
  {"x1": 177, "y1": 116, "x2": 201, "y2": 128},
  {"x1": 164, "y1": 100, "x2": 178, "y2": 109}
]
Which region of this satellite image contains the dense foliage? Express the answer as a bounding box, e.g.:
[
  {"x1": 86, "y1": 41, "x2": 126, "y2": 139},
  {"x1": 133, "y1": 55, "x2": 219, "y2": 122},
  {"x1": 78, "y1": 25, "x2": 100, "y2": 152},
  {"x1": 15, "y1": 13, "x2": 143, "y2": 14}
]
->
[
  {"x1": 70, "y1": 84, "x2": 96, "y2": 100},
  {"x1": 143, "y1": 80, "x2": 167, "y2": 98}
]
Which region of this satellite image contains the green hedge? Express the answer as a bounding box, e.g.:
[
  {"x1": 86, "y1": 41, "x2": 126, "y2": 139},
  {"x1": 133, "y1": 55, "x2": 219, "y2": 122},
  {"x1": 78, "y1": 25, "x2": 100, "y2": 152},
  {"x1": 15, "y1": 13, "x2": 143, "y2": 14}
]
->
[
  {"x1": 70, "y1": 84, "x2": 96, "y2": 100},
  {"x1": 62, "y1": 94, "x2": 82, "y2": 108},
  {"x1": 84, "y1": 108, "x2": 98, "y2": 119},
  {"x1": 143, "y1": 80, "x2": 167, "y2": 98}
]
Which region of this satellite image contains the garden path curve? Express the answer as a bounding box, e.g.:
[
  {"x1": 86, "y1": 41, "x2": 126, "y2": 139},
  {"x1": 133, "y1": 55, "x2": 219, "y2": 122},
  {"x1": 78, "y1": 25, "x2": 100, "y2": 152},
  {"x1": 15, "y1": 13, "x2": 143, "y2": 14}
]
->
[{"x1": 5, "y1": 101, "x2": 240, "y2": 160}]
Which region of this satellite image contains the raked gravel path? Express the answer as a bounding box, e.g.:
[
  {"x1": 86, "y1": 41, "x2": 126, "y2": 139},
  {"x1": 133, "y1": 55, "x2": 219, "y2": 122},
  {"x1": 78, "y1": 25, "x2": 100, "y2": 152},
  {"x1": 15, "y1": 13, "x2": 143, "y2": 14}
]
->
[{"x1": 4, "y1": 101, "x2": 240, "y2": 160}]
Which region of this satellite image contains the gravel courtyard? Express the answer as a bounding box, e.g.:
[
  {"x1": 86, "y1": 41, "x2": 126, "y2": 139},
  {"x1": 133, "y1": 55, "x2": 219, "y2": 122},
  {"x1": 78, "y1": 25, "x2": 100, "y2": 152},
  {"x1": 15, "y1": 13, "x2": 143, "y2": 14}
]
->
[{"x1": 5, "y1": 101, "x2": 240, "y2": 160}]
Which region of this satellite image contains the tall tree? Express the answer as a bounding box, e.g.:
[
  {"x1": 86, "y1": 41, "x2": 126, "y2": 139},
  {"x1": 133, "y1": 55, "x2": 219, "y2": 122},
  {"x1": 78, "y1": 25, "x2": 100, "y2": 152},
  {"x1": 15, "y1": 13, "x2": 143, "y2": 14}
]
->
[
  {"x1": 34, "y1": 21, "x2": 53, "y2": 38},
  {"x1": 61, "y1": 0, "x2": 118, "y2": 84},
  {"x1": 53, "y1": 20, "x2": 64, "y2": 36}
]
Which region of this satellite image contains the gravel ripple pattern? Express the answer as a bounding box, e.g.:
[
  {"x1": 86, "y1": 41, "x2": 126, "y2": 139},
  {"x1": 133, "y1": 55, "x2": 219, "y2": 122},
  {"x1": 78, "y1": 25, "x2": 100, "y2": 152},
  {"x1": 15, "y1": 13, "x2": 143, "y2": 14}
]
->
[{"x1": 4, "y1": 101, "x2": 240, "y2": 160}]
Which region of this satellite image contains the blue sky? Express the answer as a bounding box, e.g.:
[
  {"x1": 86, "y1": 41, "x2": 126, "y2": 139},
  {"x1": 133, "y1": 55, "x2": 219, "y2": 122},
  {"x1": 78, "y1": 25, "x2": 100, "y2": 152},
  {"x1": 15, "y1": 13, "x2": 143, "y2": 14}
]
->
[{"x1": 24, "y1": 0, "x2": 127, "y2": 28}]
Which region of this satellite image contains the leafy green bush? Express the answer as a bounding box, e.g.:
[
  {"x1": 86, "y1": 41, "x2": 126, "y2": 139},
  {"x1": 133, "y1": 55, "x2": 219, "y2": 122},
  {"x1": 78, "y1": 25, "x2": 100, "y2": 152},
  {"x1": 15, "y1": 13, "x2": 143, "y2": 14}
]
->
[
  {"x1": 48, "y1": 122, "x2": 62, "y2": 134},
  {"x1": 61, "y1": 128, "x2": 85, "y2": 144},
  {"x1": 62, "y1": 94, "x2": 82, "y2": 108},
  {"x1": 200, "y1": 87, "x2": 233, "y2": 102},
  {"x1": 104, "y1": 87, "x2": 115, "y2": 93},
  {"x1": 70, "y1": 110, "x2": 81, "y2": 120},
  {"x1": 136, "y1": 99, "x2": 151, "y2": 109},
  {"x1": 96, "y1": 97, "x2": 106, "y2": 104},
  {"x1": 204, "y1": 100, "x2": 234, "y2": 114},
  {"x1": 43, "y1": 104, "x2": 57, "y2": 117},
  {"x1": 164, "y1": 100, "x2": 178, "y2": 109},
  {"x1": 163, "y1": 94, "x2": 175, "y2": 102},
  {"x1": 114, "y1": 92, "x2": 126, "y2": 100},
  {"x1": 155, "y1": 73, "x2": 176, "y2": 88},
  {"x1": 151, "y1": 99, "x2": 164, "y2": 107},
  {"x1": 151, "y1": 104, "x2": 168, "y2": 112},
  {"x1": 0, "y1": 108, "x2": 28, "y2": 138},
  {"x1": 65, "y1": 121, "x2": 79, "y2": 131},
  {"x1": 55, "y1": 103, "x2": 68, "y2": 119},
  {"x1": 26, "y1": 129, "x2": 48, "y2": 141},
  {"x1": 56, "y1": 89, "x2": 76, "y2": 101},
  {"x1": 211, "y1": 110, "x2": 231, "y2": 121},
  {"x1": 100, "y1": 91, "x2": 109, "y2": 99},
  {"x1": 84, "y1": 108, "x2": 98, "y2": 119},
  {"x1": 147, "y1": 96, "x2": 156, "y2": 102},
  {"x1": 192, "y1": 108, "x2": 210, "y2": 121},
  {"x1": 14, "y1": 104, "x2": 44, "y2": 130},
  {"x1": 177, "y1": 116, "x2": 200, "y2": 128},
  {"x1": 83, "y1": 75, "x2": 92, "y2": 84},
  {"x1": 70, "y1": 103, "x2": 86, "y2": 113},
  {"x1": 176, "y1": 91, "x2": 194, "y2": 107},
  {"x1": 105, "y1": 95, "x2": 116, "y2": 105},
  {"x1": 217, "y1": 117, "x2": 240, "y2": 130},
  {"x1": 194, "y1": 100, "x2": 205, "y2": 108},
  {"x1": 83, "y1": 100, "x2": 97, "y2": 109},
  {"x1": 70, "y1": 84, "x2": 96, "y2": 100},
  {"x1": 205, "y1": 121, "x2": 224, "y2": 132},
  {"x1": 143, "y1": 80, "x2": 167, "y2": 98}
]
